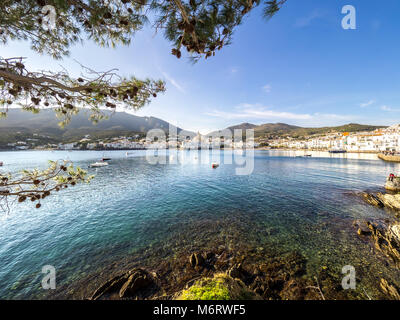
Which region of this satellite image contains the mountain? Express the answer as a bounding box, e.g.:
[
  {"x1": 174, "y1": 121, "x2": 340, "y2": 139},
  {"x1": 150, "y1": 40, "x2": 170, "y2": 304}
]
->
[
  {"x1": 269, "y1": 123, "x2": 386, "y2": 138},
  {"x1": 227, "y1": 123, "x2": 258, "y2": 131},
  {"x1": 0, "y1": 108, "x2": 191, "y2": 146},
  {"x1": 254, "y1": 123, "x2": 300, "y2": 135},
  {"x1": 209, "y1": 122, "x2": 386, "y2": 138},
  {"x1": 207, "y1": 123, "x2": 258, "y2": 136}
]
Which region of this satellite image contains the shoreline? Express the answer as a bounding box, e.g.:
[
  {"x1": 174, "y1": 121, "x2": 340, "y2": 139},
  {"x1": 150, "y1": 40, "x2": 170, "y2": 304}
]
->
[
  {"x1": 0, "y1": 148, "x2": 384, "y2": 154},
  {"x1": 255, "y1": 148, "x2": 380, "y2": 154}
]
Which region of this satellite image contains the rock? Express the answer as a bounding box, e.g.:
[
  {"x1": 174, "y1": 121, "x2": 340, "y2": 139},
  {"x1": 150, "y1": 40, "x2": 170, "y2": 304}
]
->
[
  {"x1": 361, "y1": 191, "x2": 400, "y2": 211},
  {"x1": 90, "y1": 268, "x2": 155, "y2": 300},
  {"x1": 361, "y1": 192, "x2": 384, "y2": 208},
  {"x1": 205, "y1": 252, "x2": 214, "y2": 260},
  {"x1": 119, "y1": 269, "x2": 153, "y2": 298},
  {"x1": 357, "y1": 227, "x2": 371, "y2": 236},
  {"x1": 90, "y1": 273, "x2": 130, "y2": 300},
  {"x1": 228, "y1": 264, "x2": 244, "y2": 280},
  {"x1": 364, "y1": 221, "x2": 400, "y2": 268},
  {"x1": 280, "y1": 279, "x2": 305, "y2": 300},
  {"x1": 380, "y1": 278, "x2": 400, "y2": 300},
  {"x1": 189, "y1": 252, "x2": 205, "y2": 268},
  {"x1": 385, "y1": 177, "x2": 400, "y2": 192},
  {"x1": 189, "y1": 253, "x2": 196, "y2": 267},
  {"x1": 391, "y1": 224, "x2": 400, "y2": 241},
  {"x1": 378, "y1": 193, "x2": 400, "y2": 211}
]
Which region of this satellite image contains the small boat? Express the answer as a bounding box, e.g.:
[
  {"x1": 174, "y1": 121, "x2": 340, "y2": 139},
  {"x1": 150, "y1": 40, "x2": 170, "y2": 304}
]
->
[
  {"x1": 89, "y1": 162, "x2": 109, "y2": 168},
  {"x1": 0, "y1": 161, "x2": 3, "y2": 167},
  {"x1": 212, "y1": 163, "x2": 219, "y2": 169},
  {"x1": 101, "y1": 158, "x2": 111, "y2": 161},
  {"x1": 304, "y1": 154, "x2": 312, "y2": 157},
  {"x1": 329, "y1": 149, "x2": 347, "y2": 154}
]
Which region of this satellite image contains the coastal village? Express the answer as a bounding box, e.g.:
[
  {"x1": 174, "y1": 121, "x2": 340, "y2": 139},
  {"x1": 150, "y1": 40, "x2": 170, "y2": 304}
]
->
[
  {"x1": 262, "y1": 123, "x2": 400, "y2": 153},
  {"x1": 5, "y1": 124, "x2": 400, "y2": 153}
]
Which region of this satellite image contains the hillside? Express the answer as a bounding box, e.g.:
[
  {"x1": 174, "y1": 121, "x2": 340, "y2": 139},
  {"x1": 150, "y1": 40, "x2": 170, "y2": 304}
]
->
[
  {"x1": 209, "y1": 122, "x2": 386, "y2": 138},
  {"x1": 0, "y1": 108, "x2": 190, "y2": 146},
  {"x1": 269, "y1": 123, "x2": 386, "y2": 139}
]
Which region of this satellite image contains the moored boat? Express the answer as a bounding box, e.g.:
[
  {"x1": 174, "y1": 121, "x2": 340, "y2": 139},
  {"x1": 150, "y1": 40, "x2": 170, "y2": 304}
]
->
[
  {"x1": 89, "y1": 162, "x2": 109, "y2": 168},
  {"x1": 212, "y1": 163, "x2": 219, "y2": 169},
  {"x1": 329, "y1": 149, "x2": 347, "y2": 154},
  {"x1": 0, "y1": 161, "x2": 3, "y2": 167}
]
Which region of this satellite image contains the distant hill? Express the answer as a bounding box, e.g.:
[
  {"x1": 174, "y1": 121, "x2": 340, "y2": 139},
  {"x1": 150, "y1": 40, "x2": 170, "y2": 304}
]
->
[
  {"x1": 208, "y1": 123, "x2": 258, "y2": 136},
  {"x1": 227, "y1": 123, "x2": 258, "y2": 131},
  {"x1": 0, "y1": 108, "x2": 192, "y2": 146},
  {"x1": 254, "y1": 123, "x2": 300, "y2": 135},
  {"x1": 209, "y1": 122, "x2": 386, "y2": 138},
  {"x1": 273, "y1": 123, "x2": 387, "y2": 139}
]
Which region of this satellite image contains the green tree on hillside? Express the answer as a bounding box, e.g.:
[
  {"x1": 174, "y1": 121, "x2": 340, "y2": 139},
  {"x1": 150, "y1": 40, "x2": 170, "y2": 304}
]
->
[{"x1": 0, "y1": 0, "x2": 286, "y2": 212}]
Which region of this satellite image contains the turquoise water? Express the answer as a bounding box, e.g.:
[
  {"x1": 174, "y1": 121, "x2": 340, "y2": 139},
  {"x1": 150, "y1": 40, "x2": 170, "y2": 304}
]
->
[{"x1": 0, "y1": 150, "x2": 399, "y2": 299}]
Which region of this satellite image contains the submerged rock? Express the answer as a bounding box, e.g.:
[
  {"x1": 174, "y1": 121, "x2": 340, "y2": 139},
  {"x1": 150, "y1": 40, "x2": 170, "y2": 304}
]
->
[
  {"x1": 189, "y1": 252, "x2": 206, "y2": 268},
  {"x1": 228, "y1": 263, "x2": 252, "y2": 284},
  {"x1": 90, "y1": 268, "x2": 157, "y2": 300},
  {"x1": 357, "y1": 227, "x2": 371, "y2": 236},
  {"x1": 119, "y1": 269, "x2": 154, "y2": 298},
  {"x1": 380, "y1": 278, "x2": 400, "y2": 300},
  {"x1": 355, "y1": 221, "x2": 400, "y2": 269}
]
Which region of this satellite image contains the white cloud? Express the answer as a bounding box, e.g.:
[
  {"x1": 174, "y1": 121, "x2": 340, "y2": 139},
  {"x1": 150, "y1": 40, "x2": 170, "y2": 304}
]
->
[
  {"x1": 206, "y1": 105, "x2": 311, "y2": 121},
  {"x1": 262, "y1": 84, "x2": 272, "y2": 93},
  {"x1": 294, "y1": 10, "x2": 324, "y2": 28},
  {"x1": 381, "y1": 105, "x2": 400, "y2": 112},
  {"x1": 205, "y1": 104, "x2": 355, "y2": 125},
  {"x1": 162, "y1": 72, "x2": 185, "y2": 93},
  {"x1": 360, "y1": 100, "x2": 375, "y2": 108}
]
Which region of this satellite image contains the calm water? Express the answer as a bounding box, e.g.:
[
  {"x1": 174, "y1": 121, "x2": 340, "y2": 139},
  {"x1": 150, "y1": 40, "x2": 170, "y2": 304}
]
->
[{"x1": 0, "y1": 150, "x2": 399, "y2": 299}]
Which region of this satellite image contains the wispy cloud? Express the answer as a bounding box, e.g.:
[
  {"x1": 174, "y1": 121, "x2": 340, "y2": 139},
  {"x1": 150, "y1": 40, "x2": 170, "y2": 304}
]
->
[
  {"x1": 294, "y1": 10, "x2": 324, "y2": 28},
  {"x1": 162, "y1": 72, "x2": 185, "y2": 93},
  {"x1": 206, "y1": 104, "x2": 311, "y2": 120},
  {"x1": 381, "y1": 105, "x2": 400, "y2": 112},
  {"x1": 205, "y1": 104, "x2": 355, "y2": 125},
  {"x1": 262, "y1": 84, "x2": 272, "y2": 93},
  {"x1": 360, "y1": 100, "x2": 375, "y2": 108},
  {"x1": 206, "y1": 108, "x2": 311, "y2": 120}
]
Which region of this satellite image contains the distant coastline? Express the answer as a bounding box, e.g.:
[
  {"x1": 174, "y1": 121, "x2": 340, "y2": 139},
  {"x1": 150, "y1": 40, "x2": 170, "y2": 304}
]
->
[{"x1": 0, "y1": 147, "x2": 382, "y2": 154}]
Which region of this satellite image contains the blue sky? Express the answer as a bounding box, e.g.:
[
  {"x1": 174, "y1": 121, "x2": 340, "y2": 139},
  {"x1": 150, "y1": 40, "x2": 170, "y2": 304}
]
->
[{"x1": 3, "y1": 0, "x2": 400, "y2": 133}]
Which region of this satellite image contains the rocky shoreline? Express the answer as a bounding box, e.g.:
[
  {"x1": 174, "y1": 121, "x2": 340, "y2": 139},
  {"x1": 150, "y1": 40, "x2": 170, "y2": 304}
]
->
[
  {"x1": 357, "y1": 189, "x2": 400, "y2": 300},
  {"x1": 362, "y1": 192, "x2": 400, "y2": 211},
  {"x1": 64, "y1": 242, "x2": 398, "y2": 301},
  {"x1": 84, "y1": 249, "x2": 337, "y2": 300}
]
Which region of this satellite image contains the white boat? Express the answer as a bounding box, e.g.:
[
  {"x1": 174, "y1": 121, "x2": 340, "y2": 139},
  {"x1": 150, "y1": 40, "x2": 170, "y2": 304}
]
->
[{"x1": 89, "y1": 161, "x2": 109, "y2": 168}]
